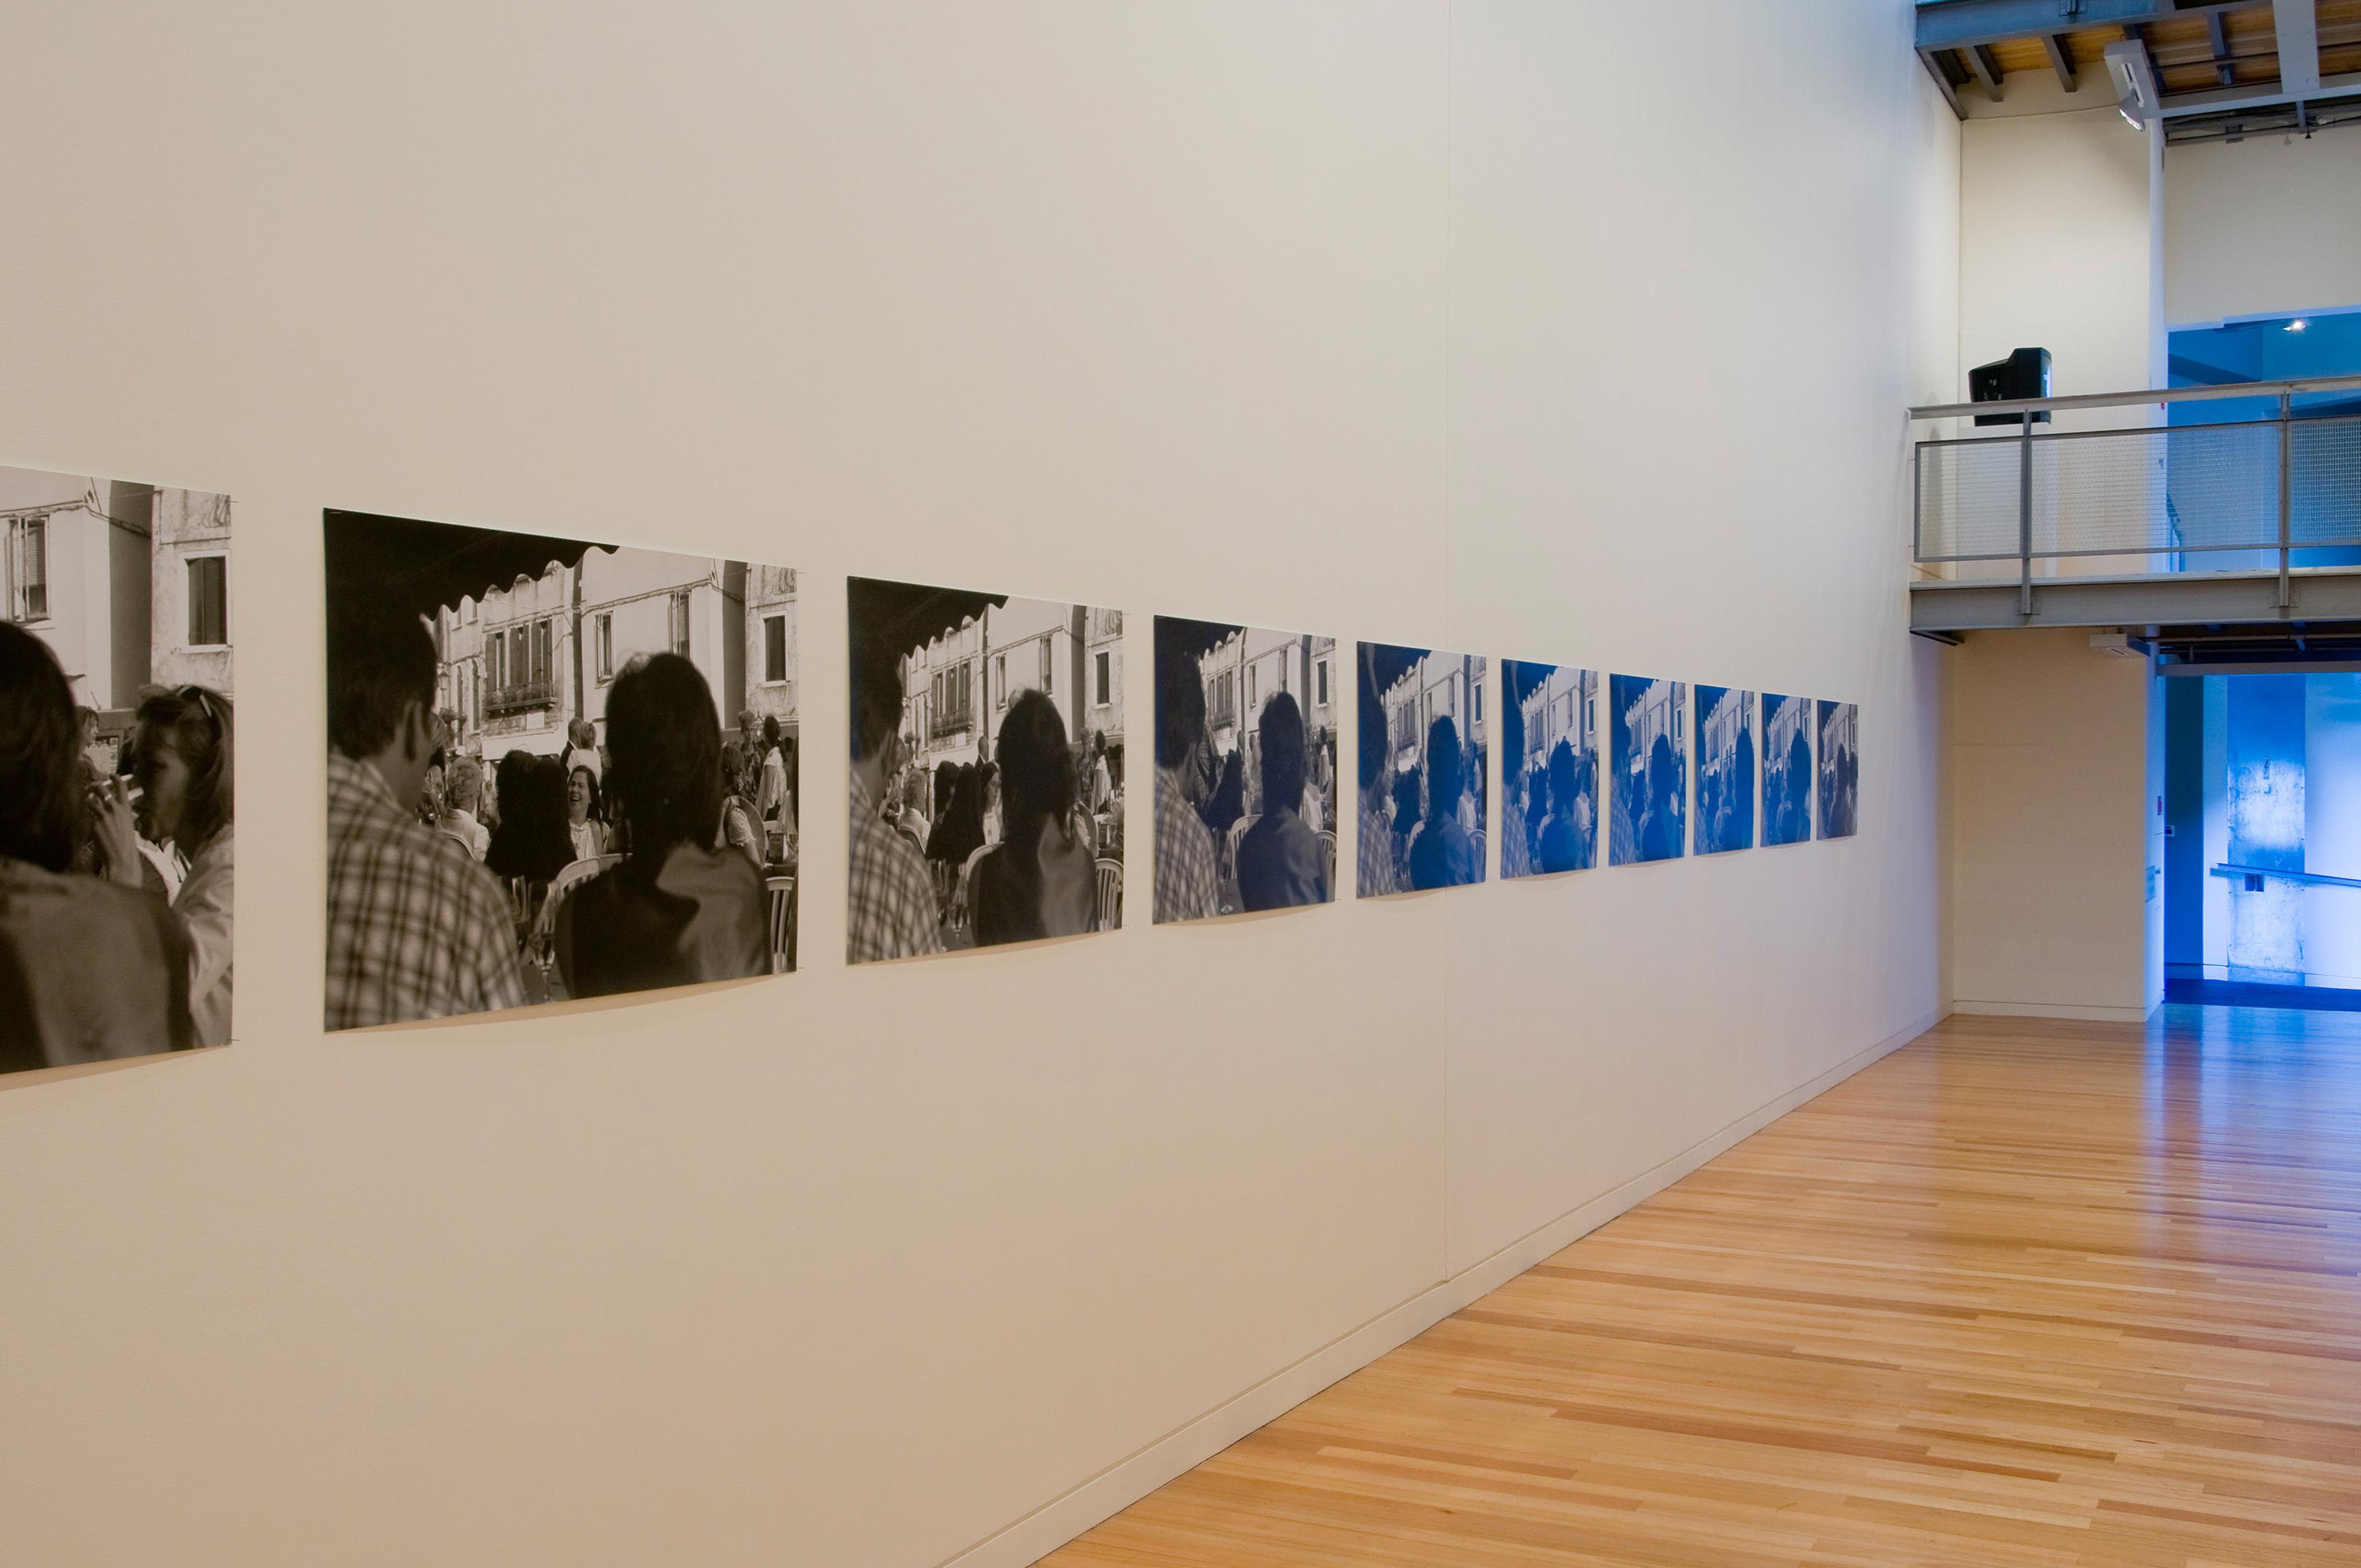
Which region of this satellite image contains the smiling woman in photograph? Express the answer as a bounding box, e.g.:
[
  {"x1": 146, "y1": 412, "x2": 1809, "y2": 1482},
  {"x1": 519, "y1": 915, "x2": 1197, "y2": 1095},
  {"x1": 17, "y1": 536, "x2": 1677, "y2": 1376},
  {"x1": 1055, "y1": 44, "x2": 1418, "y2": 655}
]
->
[{"x1": 93, "y1": 683, "x2": 237, "y2": 1050}]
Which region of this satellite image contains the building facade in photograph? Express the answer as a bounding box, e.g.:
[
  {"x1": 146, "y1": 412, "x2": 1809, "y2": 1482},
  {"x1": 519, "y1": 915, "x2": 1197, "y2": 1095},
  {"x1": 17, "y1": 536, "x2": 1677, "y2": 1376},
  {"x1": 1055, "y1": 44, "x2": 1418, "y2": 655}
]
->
[
  {"x1": 1517, "y1": 666, "x2": 1595, "y2": 777},
  {"x1": 432, "y1": 547, "x2": 745, "y2": 760},
  {"x1": 1, "y1": 469, "x2": 234, "y2": 720},
  {"x1": 1198, "y1": 628, "x2": 1335, "y2": 816},
  {"x1": 1380, "y1": 652, "x2": 1486, "y2": 779},
  {"x1": 742, "y1": 566, "x2": 798, "y2": 741},
  {"x1": 900, "y1": 599, "x2": 1123, "y2": 783}
]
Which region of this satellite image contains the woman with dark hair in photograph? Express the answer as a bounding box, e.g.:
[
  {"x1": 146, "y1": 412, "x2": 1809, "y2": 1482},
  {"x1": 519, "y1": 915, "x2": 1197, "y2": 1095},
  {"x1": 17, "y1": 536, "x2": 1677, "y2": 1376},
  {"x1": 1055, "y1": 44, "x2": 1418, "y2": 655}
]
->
[
  {"x1": 928, "y1": 762, "x2": 985, "y2": 870},
  {"x1": 1235, "y1": 692, "x2": 1328, "y2": 912},
  {"x1": 0, "y1": 623, "x2": 193, "y2": 1068},
  {"x1": 556, "y1": 653, "x2": 768, "y2": 996},
  {"x1": 486, "y1": 752, "x2": 573, "y2": 885},
  {"x1": 715, "y1": 739, "x2": 764, "y2": 869},
  {"x1": 966, "y1": 689, "x2": 1095, "y2": 946},
  {"x1": 976, "y1": 760, "x2": 1002, "y2": 847},
  {"x1": 564, "y1": 763, "x2": 611, "y2": 864},
  {"x1": 90, "y1": 684, "x2": 237, "y2": 1049},
  {"x1": 1408, "y1": 714, "x2": 1479, "y2": 890},
  {"x1": 1200, "y1": 746, "x2": 1246, "y2": 843}
]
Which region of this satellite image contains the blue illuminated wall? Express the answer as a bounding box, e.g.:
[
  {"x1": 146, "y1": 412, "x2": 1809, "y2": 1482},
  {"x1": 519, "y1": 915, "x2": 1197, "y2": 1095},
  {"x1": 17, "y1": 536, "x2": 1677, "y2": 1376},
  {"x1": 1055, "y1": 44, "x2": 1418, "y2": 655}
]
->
[{"x1": 2177, "y1": 670, "x2": 2361, "y2": 990}]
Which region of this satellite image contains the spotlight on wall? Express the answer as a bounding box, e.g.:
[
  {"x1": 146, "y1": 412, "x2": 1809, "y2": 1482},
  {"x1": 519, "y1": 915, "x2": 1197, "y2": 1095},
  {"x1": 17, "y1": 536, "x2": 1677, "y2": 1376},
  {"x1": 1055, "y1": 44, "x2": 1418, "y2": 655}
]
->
[
  {"x1": 2102, "y1": 39, "x2": 2159, "y2": 130},
  {"x1": 2288, "y1": 318, "x2": 2310, "y2": 333}
]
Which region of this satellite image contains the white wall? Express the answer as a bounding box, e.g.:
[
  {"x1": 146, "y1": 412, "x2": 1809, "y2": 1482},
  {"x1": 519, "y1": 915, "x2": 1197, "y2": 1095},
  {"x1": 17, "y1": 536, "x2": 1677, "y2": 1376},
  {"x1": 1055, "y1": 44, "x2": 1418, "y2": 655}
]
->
[
  {"x1": 2166, "y1": 133, "x2": 2361, "y2": 326},
  {"x1": 0, "y1": 6, "x2": 1953, "y2": 1567},
  {"x1": 1948, "y1": 632, "x2": 2156, "y2": 1020},
  {"x1": 1960, "y1": 106, "x2": 2162, "y2": 398}
]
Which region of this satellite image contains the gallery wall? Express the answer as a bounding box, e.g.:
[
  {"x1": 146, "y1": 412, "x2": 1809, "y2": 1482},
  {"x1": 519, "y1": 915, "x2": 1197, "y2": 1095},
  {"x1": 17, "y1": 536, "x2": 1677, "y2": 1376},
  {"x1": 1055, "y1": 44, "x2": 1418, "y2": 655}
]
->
[
  {"x1": 1, "y1": 5, "x2": 1953, "y2": 1567},
  {"x1": 2164, "y1": 132, "x2": 2361, "y2": 327}
]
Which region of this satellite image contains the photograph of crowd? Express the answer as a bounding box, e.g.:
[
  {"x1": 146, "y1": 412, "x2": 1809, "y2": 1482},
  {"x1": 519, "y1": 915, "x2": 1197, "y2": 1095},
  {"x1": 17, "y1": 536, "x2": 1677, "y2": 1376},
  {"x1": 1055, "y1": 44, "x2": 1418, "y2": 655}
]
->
[
  {"x1": 1356, "y1": 643, "x2": 1489, "y2": 897},
  {"x1": 1762, "y1": 693, "x2": 1814, "y2": 846},
  {"x1": 1500, "y1": 661, "x2": 1597, "y2": 878},
  {"x1": 1818, "y1": 699, "x2": 1860, "y2": 840},
  {"x1": 1, "y1": 465, "x2": 235, "y2": 1070},
  {"x1": 847, "y1": 576, "x2": 1124, "y2": 962},
  {"x1": 322, "y1": 511, "x2": 797, "y2": 1031},
  {"x1": 1152, "y1": 617, "x2": 1339, "y2": 922},
  {"x1": 1609, "y1": 674, "x2": 1687, "y2": 866},
  {"x1": 1694, "y1": 684, "x2": 1757, "y2": 856}
]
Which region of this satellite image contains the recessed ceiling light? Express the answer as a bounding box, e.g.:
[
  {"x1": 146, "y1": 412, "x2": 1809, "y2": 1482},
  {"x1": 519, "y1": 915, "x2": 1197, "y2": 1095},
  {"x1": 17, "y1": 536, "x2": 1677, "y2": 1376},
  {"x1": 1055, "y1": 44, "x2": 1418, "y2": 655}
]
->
[{"x1": 2288, "y1": 319, "x2": 2309, "y2": 332}]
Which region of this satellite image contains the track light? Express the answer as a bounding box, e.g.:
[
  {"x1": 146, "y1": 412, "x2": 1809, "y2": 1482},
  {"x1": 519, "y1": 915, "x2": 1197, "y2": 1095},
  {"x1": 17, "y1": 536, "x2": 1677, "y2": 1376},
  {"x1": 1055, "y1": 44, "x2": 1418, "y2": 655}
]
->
[{"x1": 2103, "y1": 39, "x2": 2159, "y2": 130}]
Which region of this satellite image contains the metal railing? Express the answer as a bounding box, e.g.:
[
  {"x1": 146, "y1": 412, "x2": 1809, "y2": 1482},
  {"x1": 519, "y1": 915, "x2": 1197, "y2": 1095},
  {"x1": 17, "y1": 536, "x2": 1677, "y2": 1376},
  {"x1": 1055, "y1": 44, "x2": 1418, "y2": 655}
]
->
[
  {"x1": 484, "y1": 677, "x2": 557, "y2": 717},
  {"x1": 1912, "y1": 374, "x2": 2361, "y2": 615}
]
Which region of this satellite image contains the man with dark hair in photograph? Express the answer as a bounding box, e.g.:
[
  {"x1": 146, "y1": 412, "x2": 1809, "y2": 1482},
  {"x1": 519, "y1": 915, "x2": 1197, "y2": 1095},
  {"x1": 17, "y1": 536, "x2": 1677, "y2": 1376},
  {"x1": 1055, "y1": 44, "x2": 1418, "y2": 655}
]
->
[
  {"x1": 556, "y1": 653, "x2": 768, "y2": 996},
  {"x1": 0, "y1": 623, "x2": 193, "y2": 1068},
  {"x1": 325, "y1": 594, "x2": 526, "y2": 1029},
  {"x1": 1153, "y1": 632, "x2": 1219, "y2": 923},
  {"x1": 1409, "y1": 714, "x2": 1479, "y2": 890},
  {"x1": 1356, "y1": 661, "x2": 1399, "y2": 899},
  {"x1": 847, "y1": 637, "x2": 942, "y2": 963},
  {"x1": 1235, "y1": 692, "x2": 1328, "y2": 912}
]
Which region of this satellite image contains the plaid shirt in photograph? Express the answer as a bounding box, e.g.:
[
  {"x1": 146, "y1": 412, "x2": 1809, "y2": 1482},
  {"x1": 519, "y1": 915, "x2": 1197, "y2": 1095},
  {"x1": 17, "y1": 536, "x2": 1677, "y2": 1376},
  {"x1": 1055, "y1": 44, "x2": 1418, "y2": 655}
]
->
[
  {"x1": 847, "y1": 770, "x2": 942, "y2": 964},
  {"x1": 1357, "y1": 802, "x2": 1399, "y2": 899},
  {"x1": 325, "y1": 751, "x2": 527, "y2": 1030},
  {"x1": 1153, "y1": 765, "x2": 1218, "y2": 924}
]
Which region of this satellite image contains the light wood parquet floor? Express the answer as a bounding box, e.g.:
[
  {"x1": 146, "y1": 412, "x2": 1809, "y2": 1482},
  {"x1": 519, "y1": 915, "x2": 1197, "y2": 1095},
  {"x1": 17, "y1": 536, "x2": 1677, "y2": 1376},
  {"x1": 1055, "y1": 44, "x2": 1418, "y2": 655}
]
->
[{"x1": 1041, "y1": 1007, "x2": 2361, "y2": 1567}]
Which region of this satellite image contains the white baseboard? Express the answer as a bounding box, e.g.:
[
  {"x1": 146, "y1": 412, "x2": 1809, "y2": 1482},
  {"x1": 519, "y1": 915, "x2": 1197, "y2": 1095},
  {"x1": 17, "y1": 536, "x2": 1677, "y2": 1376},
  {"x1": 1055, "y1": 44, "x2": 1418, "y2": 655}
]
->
[
  {"x1": 938, "y1": 1005, "x2": 1947, "y2": 1568},
  {"x1": 1949, "y1": 998, "x2": 2149, "y2": 1023}
]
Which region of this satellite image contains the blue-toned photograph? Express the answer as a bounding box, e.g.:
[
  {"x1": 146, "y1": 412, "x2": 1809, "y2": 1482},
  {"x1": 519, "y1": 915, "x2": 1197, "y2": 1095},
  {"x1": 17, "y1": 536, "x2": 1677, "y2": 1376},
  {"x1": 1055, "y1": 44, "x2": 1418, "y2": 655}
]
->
[
  {"x1": 1356, "y1": 643, "x2": 1489, "y2": 896},
  {"x1": 1152, "y1": 616, "x2": 1339, "y2": 923},
  {"x1": 1818, "y1": 699, "x2": 1859, "y2": 839},
  {"x1": 1762, "y1": 693, "x2": 1814, "y2": 847},
  {"x1": 1695, "y1": 684, "x2": 1756, "y2": 856},
  {"x1": 1609, "y1": 674, "x2": 1687, "y2": 865},
  {"x1": 1501, "y1": 661, "x2": 1597, "y2": 878}
]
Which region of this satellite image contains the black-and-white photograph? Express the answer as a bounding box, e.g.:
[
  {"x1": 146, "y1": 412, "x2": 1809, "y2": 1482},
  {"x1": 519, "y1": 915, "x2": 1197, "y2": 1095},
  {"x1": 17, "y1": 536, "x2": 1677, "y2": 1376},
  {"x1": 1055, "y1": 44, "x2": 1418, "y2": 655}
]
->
[
  {"x1": 1356, "y1": 643, "x2": 1489, "y2": 897},
  {"x1": 847, "y1": 577, "x2": 1124, "y2": 962},
  {"x1": 1501, "y1": 661, "x2": 1598, "y2": 878},
  {"x1": 1818, "y1": 699, "x2": 1859, "y2": 840},
  {"x1": 1152, "y1": 617, "x2": 1339, "y2": 922},
  {"x1": 1610, "y1": 674, "x2": 1688, "y2": 865},
  {"x1": 1695, "y1": 684, "x2": 1757, "y2": 856},
  {"x1": 2, "y1": 465, "x2": 234, "y2": 1069},
  {"x1": 1762, "y1": 692, "x2": 1814, "y2": 846},
  {"x1": 323, "y1": 510, "x2": 796, "y2": 1031}
]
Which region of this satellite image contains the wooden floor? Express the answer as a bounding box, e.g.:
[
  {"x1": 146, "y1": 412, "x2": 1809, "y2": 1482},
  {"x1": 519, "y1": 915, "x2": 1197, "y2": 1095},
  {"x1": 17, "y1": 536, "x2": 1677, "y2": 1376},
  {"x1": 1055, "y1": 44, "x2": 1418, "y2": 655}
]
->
[{"x1": 1042, "y1": 1009, "x2": 2361, "y2": 1567}]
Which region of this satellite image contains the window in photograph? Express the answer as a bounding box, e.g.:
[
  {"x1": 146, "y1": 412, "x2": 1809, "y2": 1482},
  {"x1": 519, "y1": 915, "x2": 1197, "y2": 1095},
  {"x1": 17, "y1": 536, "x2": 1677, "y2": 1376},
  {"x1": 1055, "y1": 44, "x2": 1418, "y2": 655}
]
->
[
  {"x1": 183, "y1": 554, "x2": 229, "y2": 646},
  {"x1": 1038, "y1": 636, "x2": 1053, "y2": 694},
  {"x1": 508, "y1": 626, "x2": 528, "y2": 690},
  {"x1": 1095, "y1": 650, "x2": 1110, "y2": 706},
  {"x1": 596, "y1": 612, "x2": 614, "y2": 681},
  {"x1": 9, "y1": 516, "x2": 47, "y2": 621},
  {"x1": 1316, "y1": 658, "x2": 1329, "y2": 706},
  {"x1": 1473, "y1": 679, "x2": 1484, "y2": 725},
  {"x1": 1247, "y1": 664, "x2": 1257, "y2": 711},
  {"x1": 669, "y1": 589, "x2": 690, "y2": 656},
  {"x1": 532, "y1": 618, "x2": 553, "y2": 687},
  {"x1": 995, "y1": 652, "x2": 1008, "y2": 707},
  {"x1": 764, "y1": 614, "x2": 786, "y2": 683}
]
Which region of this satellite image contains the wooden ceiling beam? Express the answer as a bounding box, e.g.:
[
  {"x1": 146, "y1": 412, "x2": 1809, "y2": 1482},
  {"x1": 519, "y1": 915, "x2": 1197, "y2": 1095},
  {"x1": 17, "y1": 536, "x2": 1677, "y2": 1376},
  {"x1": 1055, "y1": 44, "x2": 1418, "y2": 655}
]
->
[{"x1": 2044, "y1": 32, "x2": 2081, "y2": 87}]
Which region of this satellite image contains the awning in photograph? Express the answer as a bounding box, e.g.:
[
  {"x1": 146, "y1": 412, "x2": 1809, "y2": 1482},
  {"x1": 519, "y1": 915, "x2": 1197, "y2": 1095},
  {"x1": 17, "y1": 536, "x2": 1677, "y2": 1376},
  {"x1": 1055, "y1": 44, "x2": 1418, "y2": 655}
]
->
[
  {"x1": 1503, "y1": 660, "x2": 1556, "y2": 709},
  {"x1": 1155, "y1": 616, "x2": 1244, "y2": 666},
  {"x1": 325, "y1": 510, "x2": 613, "y2": 618},
  {"x1": 1362, "y1": 643, "x2": 1432, "y2": 698},
  {"x1": 849, "y1": 577, "x2": 1009, "y2": 659}
]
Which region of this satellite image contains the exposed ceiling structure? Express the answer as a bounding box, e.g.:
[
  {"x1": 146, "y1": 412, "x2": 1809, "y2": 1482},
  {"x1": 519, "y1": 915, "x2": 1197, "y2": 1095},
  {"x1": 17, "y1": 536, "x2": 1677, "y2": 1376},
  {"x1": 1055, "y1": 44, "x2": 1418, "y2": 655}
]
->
[{"x1": 1915, "y1": 0, "x2": 2361, "y2": 141}]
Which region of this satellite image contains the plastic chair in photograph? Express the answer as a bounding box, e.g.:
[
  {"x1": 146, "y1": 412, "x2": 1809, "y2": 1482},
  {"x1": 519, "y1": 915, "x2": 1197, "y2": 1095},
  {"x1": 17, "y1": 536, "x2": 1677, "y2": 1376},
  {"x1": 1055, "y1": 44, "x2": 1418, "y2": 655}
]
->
[
  {"x1": 1093, "y1": 857, "x2": 1122, "y2": 932},
  {"x1": 1315, "y1": 829, "x2": 1337, "y2": 892},
  {"x1": 1469, "y1": 828, "x2": 1485, "y2": 870},
  {"x1": 531, "y1": 854, "x2": 622, "y2": 949},
  {"x1": 766, "y1": 874, "x2": 796, "y2": 974}
]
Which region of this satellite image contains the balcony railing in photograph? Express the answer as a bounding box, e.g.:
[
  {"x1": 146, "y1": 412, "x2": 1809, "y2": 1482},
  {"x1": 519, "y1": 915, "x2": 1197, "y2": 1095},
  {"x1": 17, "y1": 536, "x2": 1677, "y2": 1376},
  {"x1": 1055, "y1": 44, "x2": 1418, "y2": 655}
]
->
[
  {"x1": 1910, "y1": 374, "x2": 2361, "y2": 633},
  {"x1": 485, "y1": 677, "x2": 558, "y2": 718},
  {"x1": 928, "y1": 705, "x2": 973, "y2": 741}
]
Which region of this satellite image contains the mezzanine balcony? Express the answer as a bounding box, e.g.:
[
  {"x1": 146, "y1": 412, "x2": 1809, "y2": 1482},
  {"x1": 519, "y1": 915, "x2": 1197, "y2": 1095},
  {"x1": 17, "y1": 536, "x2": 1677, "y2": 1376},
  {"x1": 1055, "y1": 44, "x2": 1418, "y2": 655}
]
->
[{"x1": 1910, "y1": 374, "x2": 2361, "y2": 658}]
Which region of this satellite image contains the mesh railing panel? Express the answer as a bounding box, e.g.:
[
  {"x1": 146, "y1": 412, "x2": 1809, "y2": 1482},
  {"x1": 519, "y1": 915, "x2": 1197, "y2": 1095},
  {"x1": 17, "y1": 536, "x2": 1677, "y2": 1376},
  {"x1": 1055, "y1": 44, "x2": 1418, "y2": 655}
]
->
[
  {"x1": 1915, "y1": 419, "x2": 2361, "y2": 564},
  {"x1": 2292, "y1": 416, "x2": 2361, "y2": 546}
]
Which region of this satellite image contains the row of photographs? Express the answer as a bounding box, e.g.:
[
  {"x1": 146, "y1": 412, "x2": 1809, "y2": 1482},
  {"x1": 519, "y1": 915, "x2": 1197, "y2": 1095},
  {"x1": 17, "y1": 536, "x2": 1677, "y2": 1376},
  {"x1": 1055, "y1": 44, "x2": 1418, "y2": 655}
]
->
[{"x1": 0, "y1": 467, "x2": 1858, "y2": 1074}]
